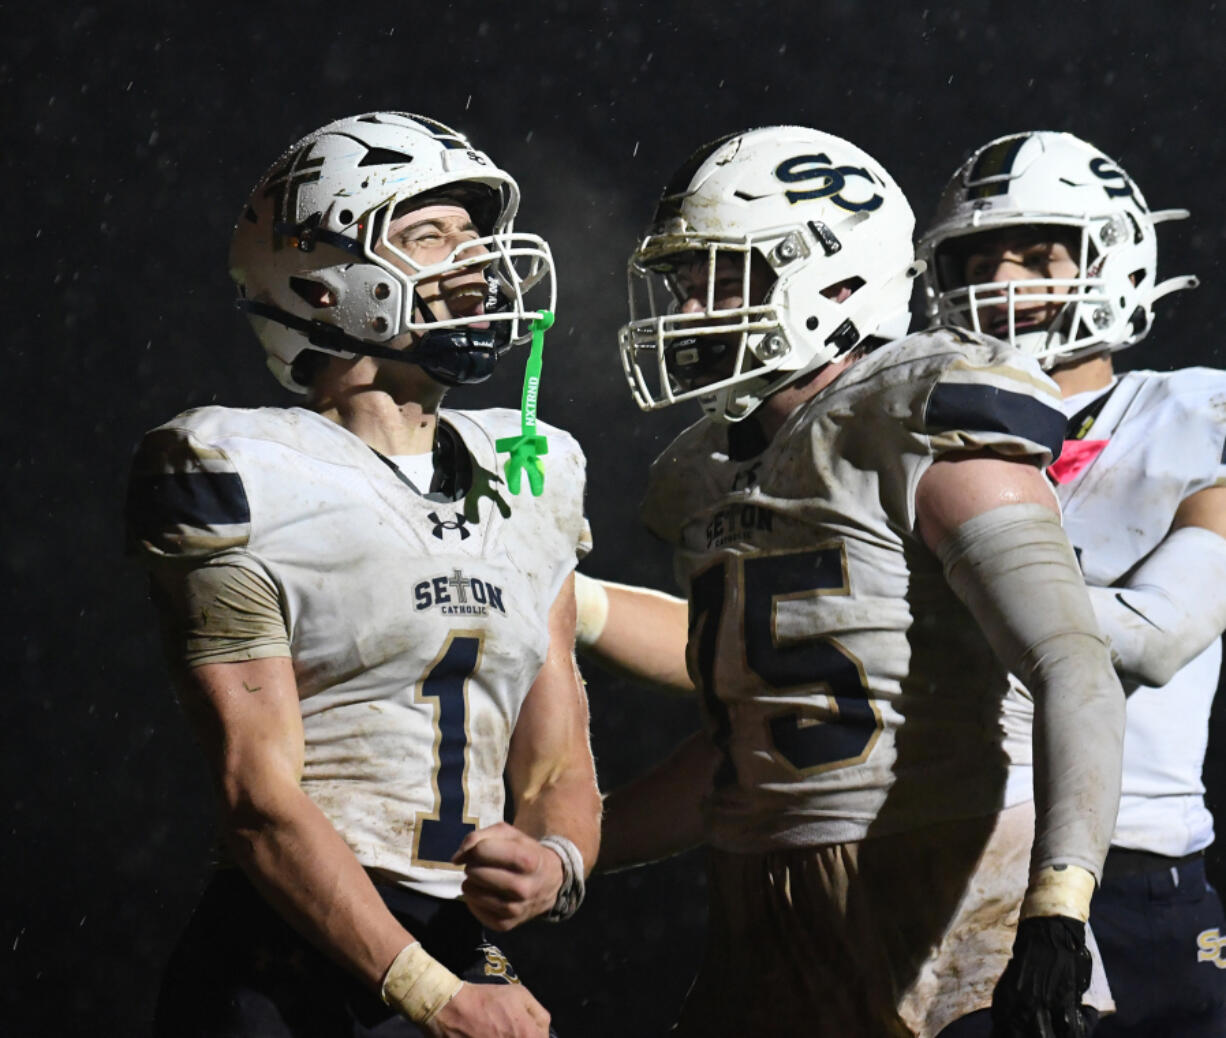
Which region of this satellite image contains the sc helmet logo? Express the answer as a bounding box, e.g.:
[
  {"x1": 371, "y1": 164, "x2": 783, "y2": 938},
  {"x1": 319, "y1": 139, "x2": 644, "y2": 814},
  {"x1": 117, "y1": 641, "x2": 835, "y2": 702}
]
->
[
  {"x1": 1089, "y1": 157, "x2": 1136, "y2": 200},
  {"x1": 775, "y1": 154, "x2": 884, "y2": 212}
]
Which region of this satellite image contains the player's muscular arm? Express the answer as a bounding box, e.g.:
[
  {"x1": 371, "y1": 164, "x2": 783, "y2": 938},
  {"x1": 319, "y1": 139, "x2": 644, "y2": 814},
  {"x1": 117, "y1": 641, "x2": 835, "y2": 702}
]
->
[
  {"x1": 914, "y1": 449, "x2": 1060, "y2": 541},
  {"x1": 175, "y1": 656, "x2": 413, "y2": 989},
  {"x1": 918, "y1": 453, "x2": 1125, "y2": 1037},
  {"x1": 151, "y1": 560, "x2": 543, "y2": 1032},
  {"x1": 453, "y1": 572, "x2": 601, "y2": 931},
  {"x1": 180, "y1": 653, "x2": 551, "y2": 1036},
  {"x1": 574, "y1": 573, "x2": 694, "y2": 693},
  {"x1": 917, "y1": 453, "x2": 1124, "y2": 885},
  {"x1": 1084, "y1": 484, "x2": 1226, "y2": 690},
  {"x1": 1172, "y1": 483, "x2": 1226, "y2": 536},
  {"x1": 596, "y1": 730, "x2": 718, "y2": 872}
]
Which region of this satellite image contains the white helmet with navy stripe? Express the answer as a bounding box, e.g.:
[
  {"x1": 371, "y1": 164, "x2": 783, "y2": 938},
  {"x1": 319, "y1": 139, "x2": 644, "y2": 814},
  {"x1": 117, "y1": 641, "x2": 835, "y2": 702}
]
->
[
  {"x1": 918, "y1": 131, "x2": 1196, "y2": 368},
  {"x1": 619, "y1": 125, "x2": 922, "y2": 423},
  {"x1": 229, "y1": 112, "x2": 555, "y2": 392}
]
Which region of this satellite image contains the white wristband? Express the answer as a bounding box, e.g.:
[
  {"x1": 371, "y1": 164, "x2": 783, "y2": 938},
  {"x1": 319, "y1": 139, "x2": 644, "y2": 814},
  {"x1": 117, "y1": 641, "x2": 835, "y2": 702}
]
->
[
  {"x1": 380, "y1": 941, "x2": 464, "y2": 1024},
  {"x1": 539, "y1": 834, "x2": 586, "y2": 922},
  {"x1": 573, "y1": 572, "x2": 609, "y2": 649}
]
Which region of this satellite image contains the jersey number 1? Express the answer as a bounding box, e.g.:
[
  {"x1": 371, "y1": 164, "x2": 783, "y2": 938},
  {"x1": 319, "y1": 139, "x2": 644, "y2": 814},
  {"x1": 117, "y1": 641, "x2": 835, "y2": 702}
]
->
[{"x1": 415, "y1": 634, "x2": 480, "y2": 865}]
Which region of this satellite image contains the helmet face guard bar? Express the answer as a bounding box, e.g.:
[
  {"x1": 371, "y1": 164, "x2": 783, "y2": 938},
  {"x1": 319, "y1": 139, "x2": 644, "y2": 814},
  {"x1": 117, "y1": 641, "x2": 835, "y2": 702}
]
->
[
  {"x1": 938, "y1": 277, "x2": 1108, "y2": 362},
  {"x1": 242, "y1": 195, "x2": 556, "y2": 387},
  {"x1": 928, "y1": 215, "x2": 1121, "y2": 364},
  {"x1": 238, "y1": 299, "x2": 512, "y2": 386},
  {"x1": 363, "y1": 199, "x2": 556, "y2": 349},
  {"x1": 620, "y1": 236, "x2": 783, "y2": 413}
]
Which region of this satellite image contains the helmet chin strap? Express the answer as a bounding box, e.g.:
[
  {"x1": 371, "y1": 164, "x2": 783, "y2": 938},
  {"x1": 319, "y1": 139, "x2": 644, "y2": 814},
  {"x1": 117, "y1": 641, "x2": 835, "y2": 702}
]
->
[{"x1": 237, "y1": 298, "x2": 507, "y2": 386}]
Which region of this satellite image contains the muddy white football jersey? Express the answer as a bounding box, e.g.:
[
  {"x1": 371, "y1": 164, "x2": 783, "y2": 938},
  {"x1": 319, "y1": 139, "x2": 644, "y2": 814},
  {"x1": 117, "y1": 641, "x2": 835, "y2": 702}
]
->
[
  {"x1": 1003, "y1": 367, "x2": 1226, "y2": 856},
  {"x1": 641, "y1": 328, "x2": 1066, "y2": 853},
  {"x1": 128, "y1": 405, "x2": 590, "y2": 898}
]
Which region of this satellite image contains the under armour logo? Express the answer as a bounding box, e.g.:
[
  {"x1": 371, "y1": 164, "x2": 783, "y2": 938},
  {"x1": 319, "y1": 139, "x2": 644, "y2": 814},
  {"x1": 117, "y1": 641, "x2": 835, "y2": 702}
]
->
[{"x1": 428, "y1": 512, "x2": 470, "y2": 540}]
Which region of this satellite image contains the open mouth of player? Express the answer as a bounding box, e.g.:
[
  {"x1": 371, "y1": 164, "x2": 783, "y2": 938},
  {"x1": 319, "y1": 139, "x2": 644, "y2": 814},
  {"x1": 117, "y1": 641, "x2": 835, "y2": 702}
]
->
[
  {"x1": 425, "y1": 280, "x2": 491, "y2": 326},
  {"x1": 987, "y1": 306, "x2": 1057, "y2": 338},
  {"x1": 668, "y1": 334, "x2": 743, "y2": 391}
]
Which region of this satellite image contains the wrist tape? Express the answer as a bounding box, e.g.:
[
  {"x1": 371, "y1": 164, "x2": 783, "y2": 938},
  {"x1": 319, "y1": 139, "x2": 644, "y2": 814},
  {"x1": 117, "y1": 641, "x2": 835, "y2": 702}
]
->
[
  {"x1": 380, "y1": 941, "x2": 464, "y2": 1024},
  {"x1": 1021, "y1": 864, "x2": 1097, "y2": 923},
  {"x1": 573, "y1": 572, "x2": 609, "y2": 648},
  {"x1": 539, "y1": 834, "x2": 586, "y2": 922}
]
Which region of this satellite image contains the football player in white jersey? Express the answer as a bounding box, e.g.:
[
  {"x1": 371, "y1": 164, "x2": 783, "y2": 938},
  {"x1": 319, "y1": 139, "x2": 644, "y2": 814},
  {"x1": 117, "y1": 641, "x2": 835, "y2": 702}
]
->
[
  {"x1": 126, "y1": 112, "x2": 600, "y2": 1038},
  {"x1": 579, "y1": 125, "x2": 1126, "y2": 1037},
  {"x1": 919, "y1": 129, "x2": 1226, "y2": 1037}
]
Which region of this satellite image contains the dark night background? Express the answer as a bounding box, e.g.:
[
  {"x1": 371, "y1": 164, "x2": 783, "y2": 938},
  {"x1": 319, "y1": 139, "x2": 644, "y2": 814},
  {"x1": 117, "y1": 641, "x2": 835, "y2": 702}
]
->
[{"x1": 6, "y1": 2, "x2": 1226, "y2": 1034}]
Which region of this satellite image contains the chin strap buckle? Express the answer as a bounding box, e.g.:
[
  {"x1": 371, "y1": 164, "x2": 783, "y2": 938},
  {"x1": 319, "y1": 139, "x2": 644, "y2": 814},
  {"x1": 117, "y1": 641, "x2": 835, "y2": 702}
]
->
[{"x1": 496, "y1": 311, "x2": 554, "y2": 496}]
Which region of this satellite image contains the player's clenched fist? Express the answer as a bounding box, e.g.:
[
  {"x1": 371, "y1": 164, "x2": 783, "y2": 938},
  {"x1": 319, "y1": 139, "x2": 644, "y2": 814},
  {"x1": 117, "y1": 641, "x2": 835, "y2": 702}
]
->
[{"x1": 452, "y1": 821, "x2": 565, "y2": 931}]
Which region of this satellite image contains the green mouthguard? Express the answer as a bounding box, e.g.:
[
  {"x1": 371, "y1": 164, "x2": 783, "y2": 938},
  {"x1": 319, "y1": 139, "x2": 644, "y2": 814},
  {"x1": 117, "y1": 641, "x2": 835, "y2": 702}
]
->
[{"x1": 495, "y1": 310, "x2": 554, "y2": 496}]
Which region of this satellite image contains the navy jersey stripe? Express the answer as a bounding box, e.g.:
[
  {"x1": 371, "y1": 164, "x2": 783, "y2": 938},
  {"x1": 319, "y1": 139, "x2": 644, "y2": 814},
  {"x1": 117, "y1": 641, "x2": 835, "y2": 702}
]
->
[
  {"x1": 925, "y1": 382, "x2": 1065, "y2": 460},
  {"x1": 126, "y1": 471, "x2": 251, "y2": 538}
]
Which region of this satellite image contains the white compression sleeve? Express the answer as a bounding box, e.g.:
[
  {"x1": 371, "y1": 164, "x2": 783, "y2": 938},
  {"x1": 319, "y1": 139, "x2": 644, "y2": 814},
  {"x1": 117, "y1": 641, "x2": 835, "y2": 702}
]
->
[
  {"x1": 1087, "y1": 525, "x2": 1226, "y2": 690},
  {"x1": 937, "y1": 503, "x2": 1124, "y2": 886}
]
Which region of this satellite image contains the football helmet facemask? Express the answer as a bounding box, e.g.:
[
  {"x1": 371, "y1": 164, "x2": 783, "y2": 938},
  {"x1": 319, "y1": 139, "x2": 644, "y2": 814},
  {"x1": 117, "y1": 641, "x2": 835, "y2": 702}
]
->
[
  {"x1": 619, "y1": 125, "x2": 921, "y2": 423},
  {"x1": 229, "y1": 111, "x2": 555, "y2": 392},
  {"x1": 918, "y1": 131, "x2": 1196, "y2": 369}
]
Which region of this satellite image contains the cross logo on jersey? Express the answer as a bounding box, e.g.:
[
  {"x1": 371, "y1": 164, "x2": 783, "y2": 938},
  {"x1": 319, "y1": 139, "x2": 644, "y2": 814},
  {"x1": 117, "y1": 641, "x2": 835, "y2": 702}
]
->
[
  {"x1": 414, "y1": 570, "x2": 506, "y2": 615},
  {"x1": 429, "y1": 512, "x2": 471, "y2": 540}
]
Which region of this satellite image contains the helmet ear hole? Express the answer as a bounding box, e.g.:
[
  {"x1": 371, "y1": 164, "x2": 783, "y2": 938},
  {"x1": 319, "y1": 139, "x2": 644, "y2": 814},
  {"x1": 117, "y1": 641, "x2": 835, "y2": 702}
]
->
[
  {"x1": 820, "y1": 276, "x2": 865, "y2": 303},
  {"x1": 290, "y1": 277, "x2": 337, "y2": 309}
]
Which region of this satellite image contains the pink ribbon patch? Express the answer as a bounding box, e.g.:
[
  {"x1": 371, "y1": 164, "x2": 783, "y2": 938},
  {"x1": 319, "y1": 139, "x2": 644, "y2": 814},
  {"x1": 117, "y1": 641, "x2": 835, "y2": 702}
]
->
[{"x1": 1048, "y1": 439, "x2": 1109, "y2": 484}]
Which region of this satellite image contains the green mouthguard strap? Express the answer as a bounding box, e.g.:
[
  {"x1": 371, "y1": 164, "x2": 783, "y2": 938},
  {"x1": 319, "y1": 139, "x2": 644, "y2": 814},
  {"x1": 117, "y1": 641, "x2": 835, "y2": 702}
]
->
[{"x1": 495, "y1": 311, "x2": 554, "y2": 496}]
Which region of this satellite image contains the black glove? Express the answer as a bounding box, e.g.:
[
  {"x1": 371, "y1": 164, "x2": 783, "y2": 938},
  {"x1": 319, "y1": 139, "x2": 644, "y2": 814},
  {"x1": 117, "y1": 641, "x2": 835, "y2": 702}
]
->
[{"x1": 991, "y1": 915, "x2": 1093, "y2": 1038}]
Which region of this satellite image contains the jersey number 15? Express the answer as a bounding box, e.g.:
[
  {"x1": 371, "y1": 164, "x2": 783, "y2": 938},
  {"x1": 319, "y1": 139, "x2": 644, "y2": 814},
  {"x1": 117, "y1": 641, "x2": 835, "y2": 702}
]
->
[{"x1": 690, "y1": 544, "x2": 882, "y2": 781}]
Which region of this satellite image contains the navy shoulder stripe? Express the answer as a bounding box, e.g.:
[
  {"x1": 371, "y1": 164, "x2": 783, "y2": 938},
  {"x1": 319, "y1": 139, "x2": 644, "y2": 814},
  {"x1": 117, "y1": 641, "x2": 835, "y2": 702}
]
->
[
  {"x1": 125, "y1": 471, "x2": 250, "y2": 543},
  {"x1": 925, "y1": 382, "x2": 1065, "y2": 459}
]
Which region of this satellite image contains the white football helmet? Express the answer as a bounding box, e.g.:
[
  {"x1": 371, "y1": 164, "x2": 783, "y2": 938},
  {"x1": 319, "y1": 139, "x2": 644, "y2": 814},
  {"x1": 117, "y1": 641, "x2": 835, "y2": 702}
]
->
[
  {"x1": 619, "y1": 125, "x2": 921, "y2": 422},
  {"x1": 918, "y1": 131, "x2": 1196, "y2": 368},
  {"x1": 229, "y1": 112, "x2": 555, "y2": 392}
]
